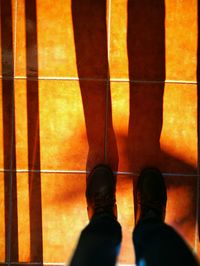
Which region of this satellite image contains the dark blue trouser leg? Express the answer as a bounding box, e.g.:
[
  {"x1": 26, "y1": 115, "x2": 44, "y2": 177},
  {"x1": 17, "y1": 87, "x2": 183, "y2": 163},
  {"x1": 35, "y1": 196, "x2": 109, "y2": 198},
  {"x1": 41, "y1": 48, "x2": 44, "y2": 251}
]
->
[
  {"x1": 133, "y1": 218, "x2": 199, "y2": 266},
  {"x1": 70, "y1": 213, "x2": 122, "y2": 266}
]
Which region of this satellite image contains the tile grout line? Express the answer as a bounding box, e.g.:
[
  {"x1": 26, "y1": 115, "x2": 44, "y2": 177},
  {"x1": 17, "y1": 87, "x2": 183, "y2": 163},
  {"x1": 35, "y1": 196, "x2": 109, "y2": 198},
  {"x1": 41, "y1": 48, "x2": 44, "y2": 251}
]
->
[
  {"x1": 13, "y1": 76, "x2": 107, "y2": 81},
  {"x1": 194, "y1": 128, "x2": 200, "y2": 252},
  {"x1": 194, "y1": 61, "x2": 200, "y2": 252},
  {"x1": 104, "y1": 76, "x2": 109, "y2": 164},
  {"x1": 194, "y1": 144, "x2": 199, "y2": 252},
  {"x1": 111, "y1": 79, "x2": 199, "y2": 84},
  {"x1": 7, "y1": 66, "x2": 15, "y2": 266},
  {"x1": 104, "y1": 0, "x2": 112, "y2": 164},
  {"x1": 194, "y1": 171, "x2": 200, "y2": 253},
  {"x1": 0, "y1": 168, "x2": 198, "y2": 177},
  {"x1": 13, "y1": 0, "x2": 18, "y2": 78},
  {"x1": 8, "y1": 263, "x2": 135, "y2": 266},
  {"x1": 107, "y1": 0, "x2": 112, "y2": 58},
  {"x1": 2, "y1": 75, "x2": 200, "y2": 84},
  {"x1": 194, "y1": 2, "x2": 200, "y2": 253}
]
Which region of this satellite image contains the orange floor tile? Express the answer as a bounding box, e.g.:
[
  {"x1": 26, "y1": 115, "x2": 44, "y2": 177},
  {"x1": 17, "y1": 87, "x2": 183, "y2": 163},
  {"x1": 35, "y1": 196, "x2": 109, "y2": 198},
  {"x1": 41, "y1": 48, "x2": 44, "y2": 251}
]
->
[{"x1": 0, "y1": 0, "x2": 199, "y2": 265}]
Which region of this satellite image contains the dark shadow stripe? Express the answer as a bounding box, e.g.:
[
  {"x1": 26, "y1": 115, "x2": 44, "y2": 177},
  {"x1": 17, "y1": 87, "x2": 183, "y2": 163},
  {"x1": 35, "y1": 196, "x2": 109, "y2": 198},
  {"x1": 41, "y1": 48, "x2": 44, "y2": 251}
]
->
[
  {"x1": 25, "y1": 0, "x2": 43, "y2": 263},
  {"x1": 0, "y1": 0, "x2": 18, "y2": 262}
]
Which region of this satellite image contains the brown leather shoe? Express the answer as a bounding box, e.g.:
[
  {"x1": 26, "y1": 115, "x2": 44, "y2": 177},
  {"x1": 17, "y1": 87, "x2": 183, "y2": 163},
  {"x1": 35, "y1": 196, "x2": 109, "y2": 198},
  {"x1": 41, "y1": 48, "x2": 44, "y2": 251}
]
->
[
  {"x1": 134, "y1": 168, "x2": 167, "y2": 225},
  {"x1": 86, "y1": 164, "x2": 117, "y2": 220}
]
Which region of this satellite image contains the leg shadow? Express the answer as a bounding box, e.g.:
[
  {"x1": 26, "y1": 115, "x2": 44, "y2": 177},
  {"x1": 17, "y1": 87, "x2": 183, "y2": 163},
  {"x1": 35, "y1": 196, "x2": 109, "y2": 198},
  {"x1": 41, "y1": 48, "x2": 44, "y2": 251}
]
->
[
  {"x1": 72, "y1": 0, "x2": 118, "y2": 171},
  {"x1": 127, "y1": 1, "x2": 165, "y2": 220},
  {"x1": 127, "y1": 0, "x2": 164, "y2": 172},
  {"x1": 127, "y1": 0, "x2": 197, "y2": 234},
  {"x1": 127, "y1": 1, "x2": 196, "y2": 173}
]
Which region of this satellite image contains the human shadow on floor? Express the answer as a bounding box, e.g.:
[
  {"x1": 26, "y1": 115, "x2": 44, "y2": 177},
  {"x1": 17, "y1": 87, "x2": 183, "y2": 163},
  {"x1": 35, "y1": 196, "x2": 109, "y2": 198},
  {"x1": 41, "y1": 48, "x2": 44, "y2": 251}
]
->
[
  {"x1": 72, "y1": 0, "x2": 198, "y2": 248},
  {"x1": 72, "y1": 0, "x2": 118, "y2": 171},
  {"x1": 127, "y1": 0, "x2": 196, "y2": 175},
  {"x1": 127, "y1": 0, "x2": 197, "y2": 241},
  {"x1": 72, "y1": 0, "x2": 196, "y2": 175}
]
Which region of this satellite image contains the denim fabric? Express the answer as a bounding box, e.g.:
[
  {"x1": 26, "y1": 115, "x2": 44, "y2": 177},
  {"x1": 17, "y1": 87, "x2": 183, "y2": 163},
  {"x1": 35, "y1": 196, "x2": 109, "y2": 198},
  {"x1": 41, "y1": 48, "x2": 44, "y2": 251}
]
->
[
  {"x1": 133, "y1": 218, "x2": 199, "y2": 266},
  {"x1": 70, "y1": 215, "x2": 199, "y2": 266},
  {"x1": 69, "y1": 213, "x2": 122, "y2": 266}
]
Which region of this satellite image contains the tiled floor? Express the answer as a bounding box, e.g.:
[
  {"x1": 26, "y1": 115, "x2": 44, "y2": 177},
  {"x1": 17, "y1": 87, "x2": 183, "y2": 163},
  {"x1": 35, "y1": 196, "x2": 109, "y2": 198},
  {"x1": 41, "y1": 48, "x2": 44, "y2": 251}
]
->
[{"x1": 0, "y1": 0, "x2": 199, "y2": 265}]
